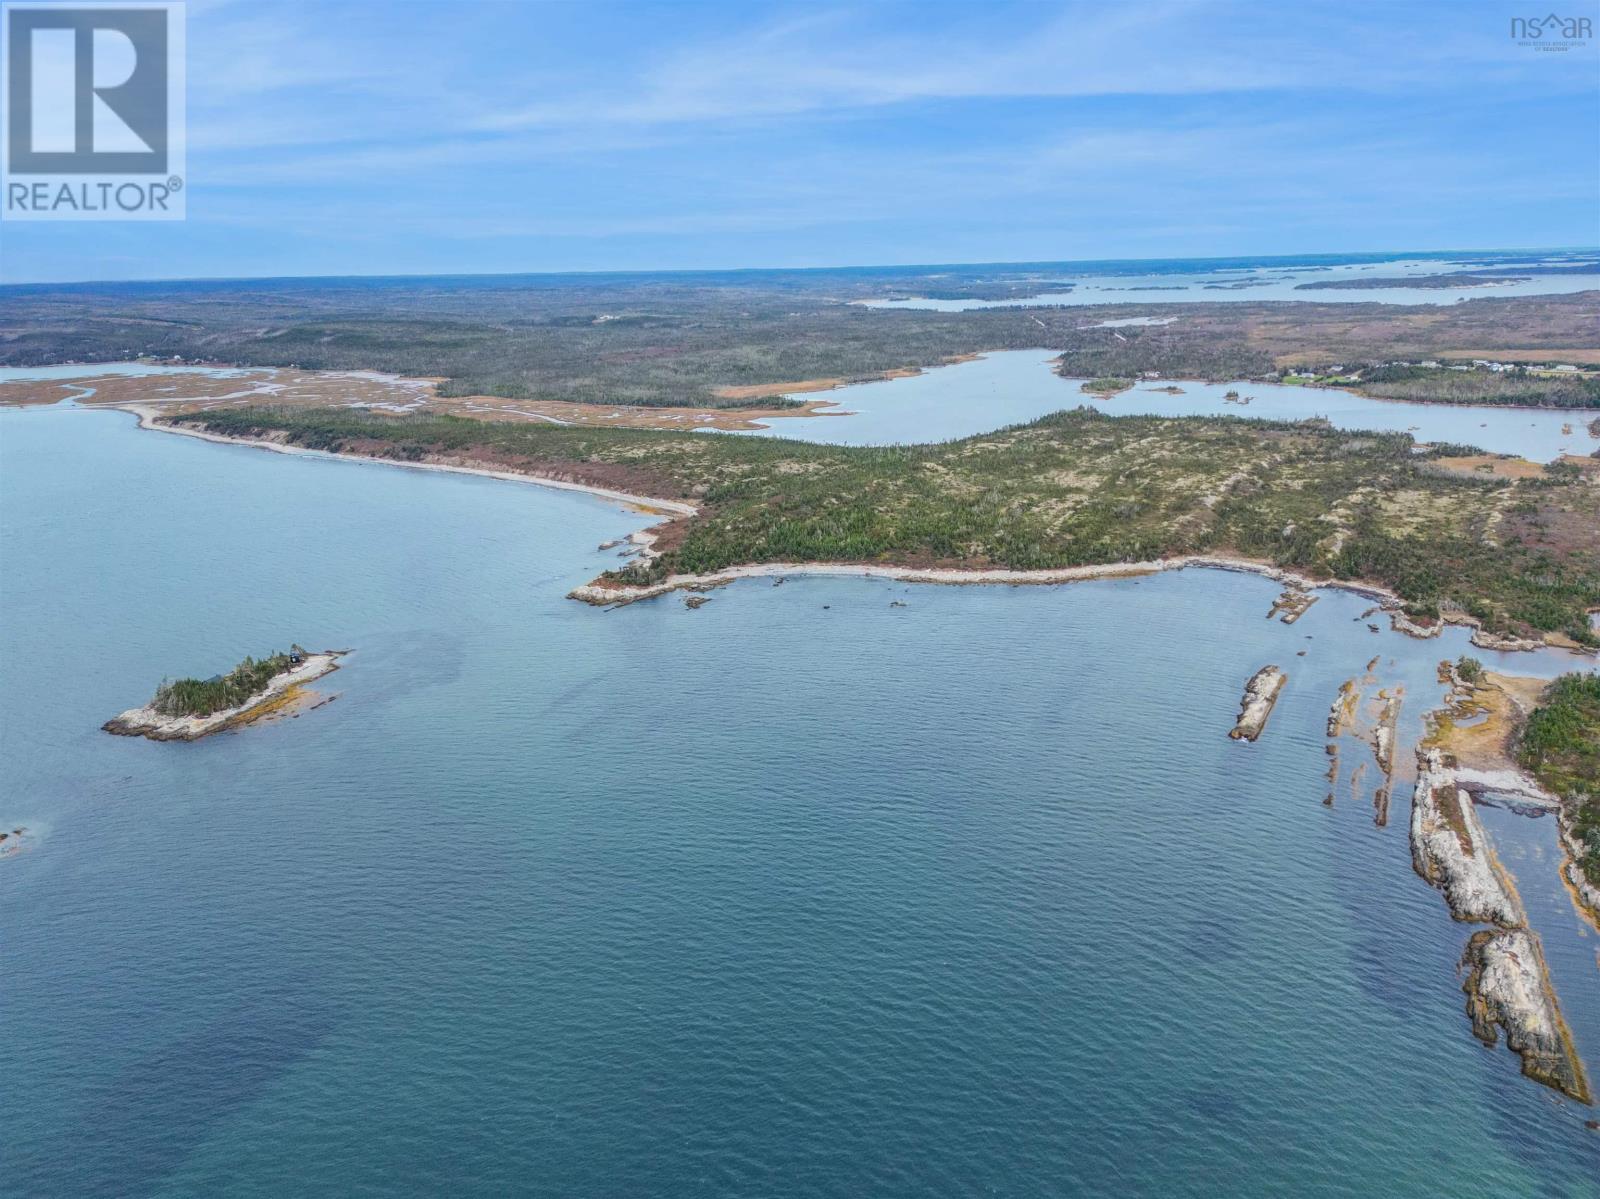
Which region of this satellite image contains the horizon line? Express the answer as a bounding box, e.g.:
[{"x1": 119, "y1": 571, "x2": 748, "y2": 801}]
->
[{"x1": 3, "y1": 243, "x2": 1596, "y2": 290}]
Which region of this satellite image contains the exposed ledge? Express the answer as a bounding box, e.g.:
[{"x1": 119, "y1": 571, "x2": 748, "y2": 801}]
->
[
  {"x1": 1462, "y1": 928, "x2": 1593, "y2": 1105},
  {"x1": 1230, "y1": 666, "x2": 1287, "y2": 741},
  {"x1": 1410, "y1": 749, "x2": 1526, "y2": 927}
]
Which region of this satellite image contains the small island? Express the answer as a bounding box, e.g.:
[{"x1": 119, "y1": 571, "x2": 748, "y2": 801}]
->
[
  {"x1": 103, "y1": 646, "x2": 346, "y2": 741},
  {"x1": 1230, "y1": 666, "x2": 1287, "y2": 741}
]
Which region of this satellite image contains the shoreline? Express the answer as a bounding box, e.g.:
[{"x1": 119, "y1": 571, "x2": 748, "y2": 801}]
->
[
  {"x1": 1411, "y1": 748, "x2": 1593, "y2": 1104},
  {"x1": 113, "y1": 405, "x2": 1593, "y2": 655},
  {"x1": 570, "y1": 555, "x2": 1397, "y2": 606},
  {"x1": 103, "y1": 651, "x2": 347, "y2": 742},
  {"x1": 10, "y1": 354, "x2": 1600, "y2": 446},
  {"x1": 1423, "y1": 665, "x2": 1600, "y2": 936},
  {"x1": 568, "y1": 555, "x2": 1576, "y2": 654},
  {"x1": 121, "y1": 404, "x2": 699, "y2": 517}
]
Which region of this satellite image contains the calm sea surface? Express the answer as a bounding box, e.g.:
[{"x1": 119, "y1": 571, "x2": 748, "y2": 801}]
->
[{"x1": 3, "y1": 408, "x2": 1598, "y2": 1196}]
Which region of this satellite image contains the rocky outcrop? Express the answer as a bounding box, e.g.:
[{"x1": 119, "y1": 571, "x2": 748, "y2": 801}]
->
[
  {"x1": 1471, "y1": 629, "x2": 1545, "y2": 652},
  {"x1": 1373, "y1": 690, "x2": 1403, "y2": 776},
  {"x1": 1327, "y1": 679, "x2": 1358, "y2": 737},
  {"x1": 1268, "y1": 588, "x2": 1317, "y2": 624},
  {"x1": 1412, "y1": 750, "x2": 1593, "y2": 1103},
  {"x1": 1388, "y1": 610, "x2": 1443, "y2": 639},
  {"x1": 1461, "y1": 929, "x2": 1593, "y2": 1104},
  {"x1": 1230, "y1": 666, "x2": 1287, "y2": 741},
  {"x1": 1409, "y1": 750, "x2": 1524, "y2": 927},
  {"x1": 1560, "y1": 822, "x2": 1600, "y2": 928}
]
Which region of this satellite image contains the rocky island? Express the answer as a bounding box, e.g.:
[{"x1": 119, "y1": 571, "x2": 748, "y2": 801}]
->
[
  {"x1": 104, "y1": 647, "x2": 346, "y2": 741},
  {"x1": 1230, "y1": 666, "x2": 1287, "y2": 741}
]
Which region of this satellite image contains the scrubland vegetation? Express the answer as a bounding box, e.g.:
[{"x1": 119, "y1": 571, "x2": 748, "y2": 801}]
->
[
  {"x1": 1517, "y1": 673, "x2": 1600, "y2": 887},
  {"x1": 4, "y1": 266, "x2": 1594, "y2": 409},
  {"x1": 151, "y1": 652, "x2": 295, "y2": 717},
  {"x1": 171, "y1": 405, "x2": 1600, "y2": 645}
]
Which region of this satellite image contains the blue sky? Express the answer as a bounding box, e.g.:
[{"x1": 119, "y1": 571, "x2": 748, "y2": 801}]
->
[{"x1": 2, "y1": 0, "x2": 1597, "y2": 282}]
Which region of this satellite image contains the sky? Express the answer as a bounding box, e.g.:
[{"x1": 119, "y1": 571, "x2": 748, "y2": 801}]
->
[{"x1": 1, "y1": 0, "x2": 1597, "y2": 283}]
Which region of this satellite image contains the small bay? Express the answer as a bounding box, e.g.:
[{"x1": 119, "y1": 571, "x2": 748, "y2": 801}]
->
[{"x1": 732, "y1": 350, "x2": 1600, "y2": 462}]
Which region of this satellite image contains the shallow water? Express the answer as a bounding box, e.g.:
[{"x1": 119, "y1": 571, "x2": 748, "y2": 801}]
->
[
  {"x1": 741, "y1": 350, "x2": 1600, "y2": 460},
  {"x1": 860, "y1": 257, "x2": 1600, "y2": 310},
  {"x1": 4, "y1": 407, "x2": 1598, "y2": 1196}
]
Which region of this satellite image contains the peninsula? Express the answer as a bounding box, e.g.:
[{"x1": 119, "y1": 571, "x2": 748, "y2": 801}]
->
[
  {"x1": 1411, "y1": 662, "x2": 1600, "y2": 1103},
  {"x1": 160, "y1": 405, "x2": 1600, "y2": 651}
]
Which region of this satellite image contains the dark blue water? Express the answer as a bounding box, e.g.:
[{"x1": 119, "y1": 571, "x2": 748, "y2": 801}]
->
[{"x1": 4, "y1": 408, "x2": 1598, "y2": 1196}]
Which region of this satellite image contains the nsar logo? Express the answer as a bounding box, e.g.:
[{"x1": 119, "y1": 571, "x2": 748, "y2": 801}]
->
[{"x1": 1509, "y1": 11, "x2": 1593, "y2": 49}]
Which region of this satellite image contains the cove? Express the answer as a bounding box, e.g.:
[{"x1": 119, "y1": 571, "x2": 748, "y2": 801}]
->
[{"x1": 737, "y1": 350, "x2": 1600, "y2": 462}]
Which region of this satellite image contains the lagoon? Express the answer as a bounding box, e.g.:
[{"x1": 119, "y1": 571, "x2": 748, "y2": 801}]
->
[
  {"x1": 3, "y1": 406, "x2": 1598, "y2": 1195},
  {"x1": 738, "y1": 350, "x2": 1600, "y2": 461}
]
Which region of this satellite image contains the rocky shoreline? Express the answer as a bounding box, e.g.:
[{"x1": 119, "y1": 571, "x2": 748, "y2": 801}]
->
[
  {"x1": 1410, "y1": 749, "x2": 1525, "y2": 927},
  {"x1": 1461, "y1": 929, "x2": 1593, "y2": 1104},
  {"x1": 1410, "y1": 748, "x2": 1592, "y2": 1103},
  {"x1": 1560, "y1": 822, "x2": 1600, "y2": 928},
  {"x1": 103, "y1": 651, "x2": 346, "y2": 742},
  {"x1": 566, "y1": 553, "x2": 1589, "y2": 656},
  {"x1": 569, "y1": 553, "x2": 1409, "y2": 607}
]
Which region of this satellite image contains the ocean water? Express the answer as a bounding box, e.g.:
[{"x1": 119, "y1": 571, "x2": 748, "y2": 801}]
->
[
  {"x1": 3, "y1": 408, "x2": 1599, "y2": 1197},
  {"x1": 741, "y1": 350, "x2": 1600, "y2": 461},
  {"x1": 858, "y1": 256, "x2": 1600, "y2": 310}
]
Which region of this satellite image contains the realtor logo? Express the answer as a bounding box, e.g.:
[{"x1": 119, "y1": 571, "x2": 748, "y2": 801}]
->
[{"x1": 2, "y1": 2, "x2": 185, "y2": 220}]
